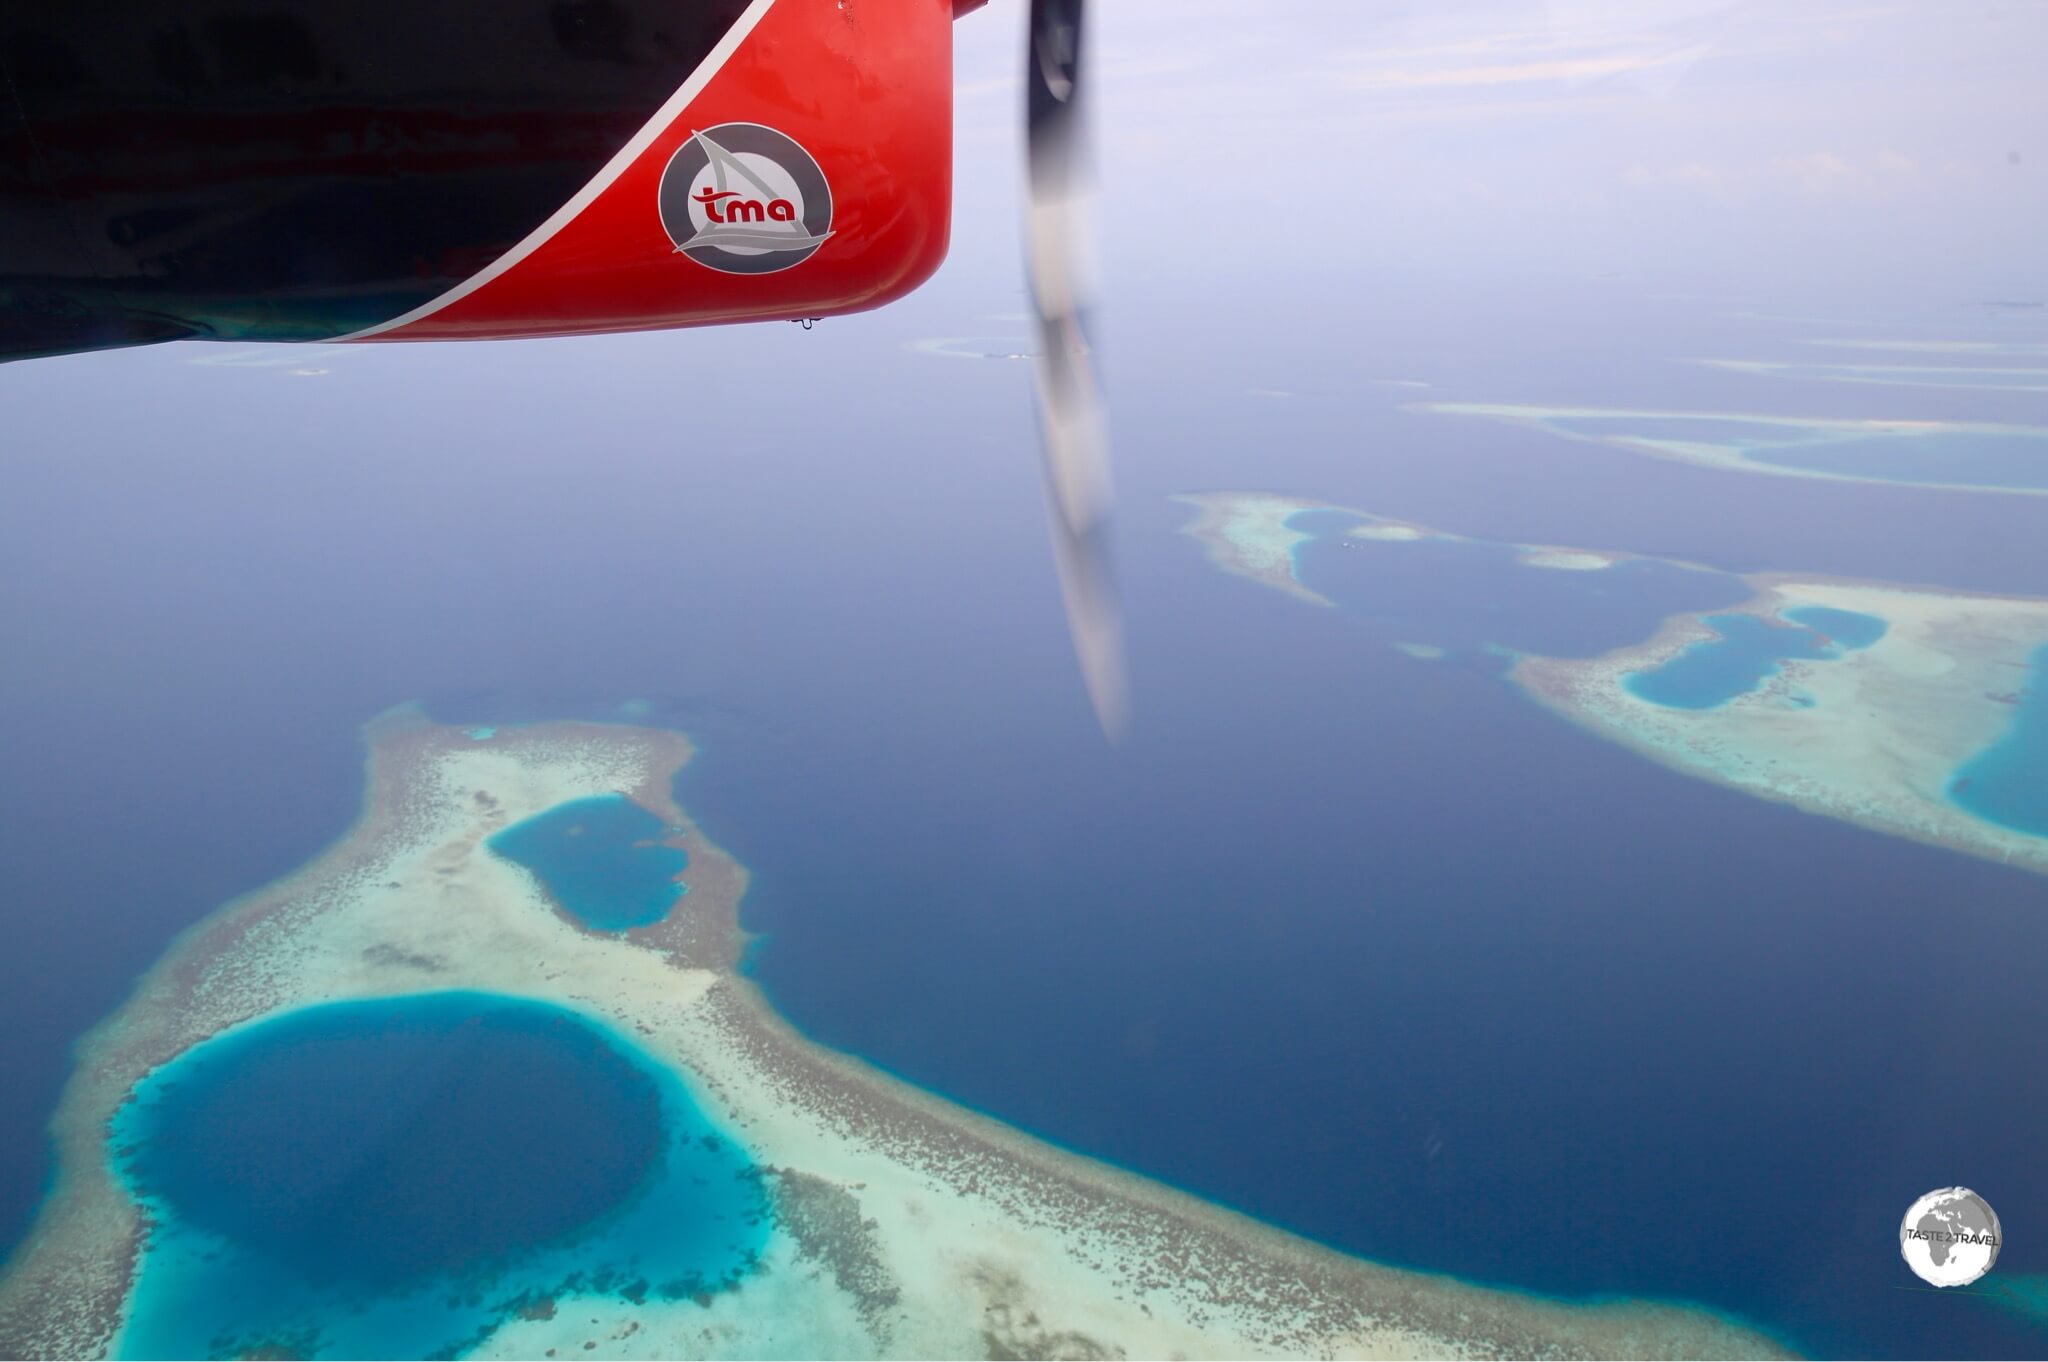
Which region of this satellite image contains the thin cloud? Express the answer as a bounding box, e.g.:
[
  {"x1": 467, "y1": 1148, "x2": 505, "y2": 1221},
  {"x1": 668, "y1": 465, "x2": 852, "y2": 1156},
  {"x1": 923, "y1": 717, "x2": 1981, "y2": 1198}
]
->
[{"x1": 1340, "y1": 46, "x2": 1706, "y2": 91}]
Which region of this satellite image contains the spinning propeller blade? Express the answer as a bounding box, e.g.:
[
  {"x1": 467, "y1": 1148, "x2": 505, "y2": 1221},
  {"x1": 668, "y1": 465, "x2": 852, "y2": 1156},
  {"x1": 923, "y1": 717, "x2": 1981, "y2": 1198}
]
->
[{"x1": 1023, "y1": 0, "x2": 1125, "y2": 738}]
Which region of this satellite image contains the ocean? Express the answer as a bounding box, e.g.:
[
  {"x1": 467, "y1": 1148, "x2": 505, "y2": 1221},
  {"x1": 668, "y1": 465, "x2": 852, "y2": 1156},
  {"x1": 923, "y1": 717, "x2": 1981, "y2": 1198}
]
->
[
  {"x1": 114, "y1": 992, "x2": 763, "y2": 1359},
  {"x1": 3, "y1": 274, "x2": 2046, "y2": 1357}
]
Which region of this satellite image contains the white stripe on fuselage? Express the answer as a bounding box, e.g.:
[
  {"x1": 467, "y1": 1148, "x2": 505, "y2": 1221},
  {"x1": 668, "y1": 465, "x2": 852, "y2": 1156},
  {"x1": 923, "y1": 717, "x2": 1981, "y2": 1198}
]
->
[{"x1": 336, "y1": 0, "x2": 781, "y2": 341}]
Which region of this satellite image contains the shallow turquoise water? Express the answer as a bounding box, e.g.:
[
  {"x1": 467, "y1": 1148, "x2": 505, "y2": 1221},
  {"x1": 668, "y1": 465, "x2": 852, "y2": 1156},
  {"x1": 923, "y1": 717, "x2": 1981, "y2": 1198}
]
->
[
  {"x1": 487, "y1": 793, "x2": 686, "y2": 931},
  {"x1": 1949, "y1": 645, "x2": 2048, "y2": 837},
  {"x1": 1780, "y1": 606, "x2": 1888, "y2": 650},
  {"x1": 1625, "y1": 613, "x2": 1846, "y2": 709},
  {"x1": 112, "y1": 992, "x2": 764, "y2": 1360}
]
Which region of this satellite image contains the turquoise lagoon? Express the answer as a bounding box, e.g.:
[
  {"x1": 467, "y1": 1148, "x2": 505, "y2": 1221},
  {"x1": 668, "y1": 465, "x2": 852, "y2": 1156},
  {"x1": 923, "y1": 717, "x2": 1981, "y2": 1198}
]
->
[
  {"x1": 1949, "y1": 644, "x2": 2048, "y2": 838},
  {"x1": 112, "y1": 992, "x2": 764, "y2": 1360},
  {"x1": 1779, "y1": 606, "x2": 1888, "y2": 650},
  {"x1": 488, "y1": 794, "x2": 687, "y2": 932},
  {"x1": 1625, "y1": 608, "x2": 1887, "y2": 710}
]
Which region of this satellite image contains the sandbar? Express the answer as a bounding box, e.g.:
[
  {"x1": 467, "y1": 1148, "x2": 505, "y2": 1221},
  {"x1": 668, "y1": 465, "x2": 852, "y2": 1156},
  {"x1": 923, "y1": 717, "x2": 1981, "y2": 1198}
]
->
[
  {"x1": 1175, "y1": 491, "x2": 1642, "y2": 598},
  {"x1": 1171, "y1": 493, "x2": 1345, "y2": 606},
  {"x1": 1691, "y1": 359, "x2": 2048, "y2": 393},
  {"x1": 1797, "y1": 340, "x2": 2048, "y2": 357},
  {"x1": 1411, "y1": 401, "x2": 2048, "y2": 495}
]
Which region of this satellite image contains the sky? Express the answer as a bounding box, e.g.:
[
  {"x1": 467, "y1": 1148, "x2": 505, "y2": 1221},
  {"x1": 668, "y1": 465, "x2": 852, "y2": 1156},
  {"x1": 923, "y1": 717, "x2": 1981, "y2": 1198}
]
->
[{"x1": 948, "y1": 0, "x2": 2047, "y2": 303}]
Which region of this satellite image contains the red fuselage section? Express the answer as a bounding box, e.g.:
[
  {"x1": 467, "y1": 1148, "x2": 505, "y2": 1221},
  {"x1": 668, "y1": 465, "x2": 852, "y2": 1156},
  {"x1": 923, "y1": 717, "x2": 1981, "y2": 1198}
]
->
[{"x1": 0, "y1": 0, "x2": 959, "y2": 360}]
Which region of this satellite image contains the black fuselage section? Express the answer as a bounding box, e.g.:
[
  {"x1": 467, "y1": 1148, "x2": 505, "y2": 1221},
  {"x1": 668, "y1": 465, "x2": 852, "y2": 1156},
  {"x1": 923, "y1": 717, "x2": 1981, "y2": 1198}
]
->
[{"x1": 0, "y1": 0, "x2": 749, "y2": 360}]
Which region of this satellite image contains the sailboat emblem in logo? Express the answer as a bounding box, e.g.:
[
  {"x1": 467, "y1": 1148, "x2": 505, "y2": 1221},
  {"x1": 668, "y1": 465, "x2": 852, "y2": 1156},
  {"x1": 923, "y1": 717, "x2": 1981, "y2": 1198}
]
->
[{"x1": 657, "y1": 123, "x2": 834, "y2": 274}]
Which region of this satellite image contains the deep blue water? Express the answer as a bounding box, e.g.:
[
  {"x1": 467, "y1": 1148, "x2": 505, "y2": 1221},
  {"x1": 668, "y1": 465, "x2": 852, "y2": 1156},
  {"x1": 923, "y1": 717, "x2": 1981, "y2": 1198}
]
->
[
  {"x1": 1286, "y1": 510, "x2": 1751, "y2": 663},
  {"x1": 1284, "y1": 521, "x2": 1891, "y2": 713},
  {"x1": 5, "y1": 282, "x2": 2048, "y2": 1360},
  {"x1": 487, "y1": 793, "x2": 688, "y2": 931},
  {"x1": 1950, "y1": 645, "x2": 2048, "y2": 837},
  {"x1": 1625, "y1": 612, "x2": 1844, "y2": 709},
  {"x1": 113, "y1": 992, "x2": 763, "y2": 1359},
  {"x1": 1546, "y1": 414, "x2": 1803, "y2": 444}
]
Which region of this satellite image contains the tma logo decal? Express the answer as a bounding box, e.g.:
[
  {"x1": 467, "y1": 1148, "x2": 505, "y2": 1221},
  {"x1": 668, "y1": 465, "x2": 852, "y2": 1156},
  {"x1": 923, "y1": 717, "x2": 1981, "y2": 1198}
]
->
[
  {"x1": 658, "y1": 124, "x2": 834, "y2": 275},
  {"x1": 694, "y1": 185, "x2": 797, "y2": 224}
]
